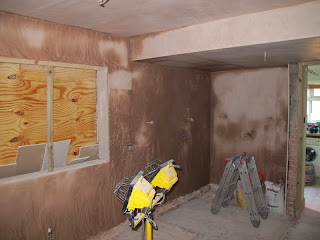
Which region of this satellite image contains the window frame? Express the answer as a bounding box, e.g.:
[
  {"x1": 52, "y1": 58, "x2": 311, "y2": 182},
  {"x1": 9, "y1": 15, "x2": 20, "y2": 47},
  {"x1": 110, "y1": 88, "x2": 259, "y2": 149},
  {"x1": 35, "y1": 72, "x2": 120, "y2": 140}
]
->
[
  {"x1": 307, "y1": 88, "x2": 320, "y2": 123},
  {"x1": 0, "y1": 57, "x2": 109, "y2": 180}
]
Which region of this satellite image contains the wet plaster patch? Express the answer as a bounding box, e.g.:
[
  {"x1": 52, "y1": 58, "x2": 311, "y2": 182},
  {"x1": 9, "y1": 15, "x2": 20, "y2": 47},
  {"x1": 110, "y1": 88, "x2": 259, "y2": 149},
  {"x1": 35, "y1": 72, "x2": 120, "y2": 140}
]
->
[
  {"x1": 210, "y1": 67, "x2": 288, "y2": 184},
  {"x1": 134, "y1": 123, "x2": 148, "y2": 148},
  {"x1": 109, "y1": 70, "x2": 132, "y2": 90},
  {"x1": 0, "y1": 12, "x2": 129, "y2": 69},
  {"x1": 20, "y1": 27, "x2": 45, "y2": 48},
  {"x1": 98, "y1": 40, "x2": 128, "y2": 67}
]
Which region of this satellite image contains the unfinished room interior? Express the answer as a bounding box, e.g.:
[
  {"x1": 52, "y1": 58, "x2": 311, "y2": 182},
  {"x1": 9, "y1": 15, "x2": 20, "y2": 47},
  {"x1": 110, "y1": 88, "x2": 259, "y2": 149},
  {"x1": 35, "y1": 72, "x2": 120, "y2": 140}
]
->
[{"x1": 0, "y1": 0, "x2": 320, "y2": 239}]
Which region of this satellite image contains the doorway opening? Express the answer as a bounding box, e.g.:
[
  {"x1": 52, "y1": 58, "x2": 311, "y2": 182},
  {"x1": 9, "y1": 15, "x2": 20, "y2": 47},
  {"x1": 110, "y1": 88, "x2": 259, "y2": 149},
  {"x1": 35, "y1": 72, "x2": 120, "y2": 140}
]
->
[{"x1": 305, "y1": 64, "x2": 320, "y2": 214}]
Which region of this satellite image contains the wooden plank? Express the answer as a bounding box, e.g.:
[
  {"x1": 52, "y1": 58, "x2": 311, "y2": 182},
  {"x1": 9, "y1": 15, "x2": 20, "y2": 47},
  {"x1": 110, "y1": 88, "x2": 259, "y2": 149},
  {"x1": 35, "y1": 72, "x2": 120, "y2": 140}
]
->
[
  {"x1": 0, "y1": 63, "x2": 47, "y2": 165},
  {"x1": 47, "y1": 66, "x2": 54, "y2": 172},
  {"x1": 300, "y1": 63, "x2": 308, "y2": 208},
  {"x1": 38, "y1": 60, "x2": 104, "y2": 71},
  {"x1": 0, "y1": 57, "x2": 35, "y2": 65},
  {"x1": 53, "y1": 67, "x2": 97, "y2": 163},
  {"x1": 96, "y1": 69, "x2": 109, "y2": 161},
  {"x1": 0, "y1": 56, "x2": 103, "y2": 70}
]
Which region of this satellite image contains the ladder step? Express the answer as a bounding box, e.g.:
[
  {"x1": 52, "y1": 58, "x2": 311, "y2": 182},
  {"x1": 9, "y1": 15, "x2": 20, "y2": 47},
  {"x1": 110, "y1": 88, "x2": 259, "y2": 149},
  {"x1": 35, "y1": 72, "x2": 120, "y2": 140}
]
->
[
  {"x1": 212, "y1": 154, "x2": 269, "y2": 225},
  {"x1": 252, "y1": 187, "x2": 260, "y2": 192},
  {"x1": 223, "y1": 196, "x2": 233, "y2": 203},
  {"x1": 229, "y1": 181, "x2": 238, "y2": 187}
]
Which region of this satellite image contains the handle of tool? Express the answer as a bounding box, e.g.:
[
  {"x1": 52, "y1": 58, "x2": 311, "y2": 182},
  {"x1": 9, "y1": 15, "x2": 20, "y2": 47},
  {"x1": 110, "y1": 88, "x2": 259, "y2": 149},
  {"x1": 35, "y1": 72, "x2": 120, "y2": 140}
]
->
[
  {"x1": 172, "y1": 164, "x2": 181, "y2": 169},
  {"x1": 146, "y1": 218, "x2": 153, "y2": 240},
  {"x1": 133, "y1": 193, "x2": 164, "y2": 228}
]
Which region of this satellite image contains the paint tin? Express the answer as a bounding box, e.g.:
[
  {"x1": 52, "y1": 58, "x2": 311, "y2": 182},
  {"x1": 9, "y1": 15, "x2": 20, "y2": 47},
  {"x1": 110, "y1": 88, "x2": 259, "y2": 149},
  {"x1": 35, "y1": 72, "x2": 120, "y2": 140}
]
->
[{"x1": 305, "y1": 163, "x2": 316, "y2": 186}]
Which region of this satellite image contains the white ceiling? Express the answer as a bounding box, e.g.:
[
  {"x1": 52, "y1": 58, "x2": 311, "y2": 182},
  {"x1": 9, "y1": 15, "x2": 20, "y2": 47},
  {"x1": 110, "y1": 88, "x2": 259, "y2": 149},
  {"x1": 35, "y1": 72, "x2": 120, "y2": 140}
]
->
[
  {"x1": 0, "y1": 0, "x2": 314, "y2": 37},
  {"x1": 139, "y1": 37, "x2": 320, "y2": 72}
]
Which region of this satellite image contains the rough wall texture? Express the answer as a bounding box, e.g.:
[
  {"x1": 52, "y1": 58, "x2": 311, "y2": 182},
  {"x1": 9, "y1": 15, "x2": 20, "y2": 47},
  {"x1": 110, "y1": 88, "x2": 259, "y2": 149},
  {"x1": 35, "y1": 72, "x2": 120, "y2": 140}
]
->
[
  {"x1": 130, "y1": 1, "x2": 320, "y2": 61},
  {"x1": 0, "y1": 12, "x2": 210, "y2": 239},
  {"x1": 210, "y1": 68, "x2": 288, "y2": 184}
]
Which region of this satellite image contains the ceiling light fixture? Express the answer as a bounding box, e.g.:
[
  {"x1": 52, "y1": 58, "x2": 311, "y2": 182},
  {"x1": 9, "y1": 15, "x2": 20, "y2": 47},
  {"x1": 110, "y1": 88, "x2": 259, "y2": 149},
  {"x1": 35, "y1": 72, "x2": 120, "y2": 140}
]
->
[{"x1": 98, "y1": 0, "x2": 110, "y2": 7}]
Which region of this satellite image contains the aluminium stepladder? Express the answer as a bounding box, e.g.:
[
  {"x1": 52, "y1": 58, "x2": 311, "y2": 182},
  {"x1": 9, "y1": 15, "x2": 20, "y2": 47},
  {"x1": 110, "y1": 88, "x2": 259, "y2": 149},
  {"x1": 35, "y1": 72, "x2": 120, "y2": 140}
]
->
[{"x1": 211, "y1": 153, "x2": 268, "y2": 228}]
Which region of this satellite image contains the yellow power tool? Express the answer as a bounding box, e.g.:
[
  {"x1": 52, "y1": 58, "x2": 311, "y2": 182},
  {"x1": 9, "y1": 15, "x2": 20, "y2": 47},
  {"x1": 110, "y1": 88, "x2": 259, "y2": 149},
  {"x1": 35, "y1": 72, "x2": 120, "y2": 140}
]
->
[{"x1": 114, "y1": 160, "x2": 180, "y2": 240}]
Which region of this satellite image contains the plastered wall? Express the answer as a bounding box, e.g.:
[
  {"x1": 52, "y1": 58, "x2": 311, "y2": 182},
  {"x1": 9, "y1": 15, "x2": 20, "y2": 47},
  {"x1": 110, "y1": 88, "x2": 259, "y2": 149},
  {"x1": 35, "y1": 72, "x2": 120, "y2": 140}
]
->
[
  {"x1": 210, "y1": 68, "x2": 288, "y2": 184},
  {"x1": 130, "y1": 1, "x2": 320, "y2": 61},
  {"x1": 0, "y1": 12, "x2": 210, "y2": 239}
]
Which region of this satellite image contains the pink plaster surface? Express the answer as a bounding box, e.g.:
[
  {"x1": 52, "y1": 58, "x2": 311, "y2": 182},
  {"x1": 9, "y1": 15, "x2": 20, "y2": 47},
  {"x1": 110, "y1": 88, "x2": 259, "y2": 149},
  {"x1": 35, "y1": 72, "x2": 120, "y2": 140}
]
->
[
  {"x1": 0, "y1": 0, "x2": 313, "y2": 37},
  {"x1": 210, "y1": 67, "x2": 288, "y2": 184},
  {"x1": 0, "y1": 12, "x2": 211, "y2": 240},
  {"x1": 131, "y1": 1, "x2": 320, "y2": 61}
]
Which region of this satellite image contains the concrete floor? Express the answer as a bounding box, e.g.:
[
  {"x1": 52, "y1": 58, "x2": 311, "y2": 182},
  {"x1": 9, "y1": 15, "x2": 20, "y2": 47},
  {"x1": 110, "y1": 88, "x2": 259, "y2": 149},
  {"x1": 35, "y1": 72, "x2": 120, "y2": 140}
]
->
[
  {"x1": 95, "y1": 191, "x2": 292, "y2": 240},
  {"x1": 282, "y1": 178, "x2": 320, "y2": 240},
  {"x1": 94, "y1": 179, "x2": 320, "y2": 240}
]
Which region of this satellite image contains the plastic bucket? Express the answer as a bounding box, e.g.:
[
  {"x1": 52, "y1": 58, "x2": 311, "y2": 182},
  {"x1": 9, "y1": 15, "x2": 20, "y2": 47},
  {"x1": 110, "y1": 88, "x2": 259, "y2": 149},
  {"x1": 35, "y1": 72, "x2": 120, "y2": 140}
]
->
[
  {"x1": 236, "y1": 189, "x2": 247, "y2": 209},
  {"x1": 305, "y1": 163, "x2": 316, "y2": 186}
]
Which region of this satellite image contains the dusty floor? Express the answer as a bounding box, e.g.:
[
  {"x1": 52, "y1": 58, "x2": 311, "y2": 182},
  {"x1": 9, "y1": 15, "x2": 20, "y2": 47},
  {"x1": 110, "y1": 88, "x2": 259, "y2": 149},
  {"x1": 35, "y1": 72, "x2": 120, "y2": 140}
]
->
[
  {"x1": 94, "y1": 191, "x2": 293, "y2": 240},
  {"x1": 92, "y1": 179, "x2": 320, "y2": 240},
  {"x1": 282, "y1": 178, "x2": 320, "y2": 240}
]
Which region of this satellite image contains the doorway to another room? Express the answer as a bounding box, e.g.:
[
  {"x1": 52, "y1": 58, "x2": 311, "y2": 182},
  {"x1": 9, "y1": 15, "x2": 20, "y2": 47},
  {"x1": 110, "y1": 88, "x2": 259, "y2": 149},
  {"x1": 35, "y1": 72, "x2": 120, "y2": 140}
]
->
[{"x1": 305, "y1": 64, "x2": 320, "y2": 213}]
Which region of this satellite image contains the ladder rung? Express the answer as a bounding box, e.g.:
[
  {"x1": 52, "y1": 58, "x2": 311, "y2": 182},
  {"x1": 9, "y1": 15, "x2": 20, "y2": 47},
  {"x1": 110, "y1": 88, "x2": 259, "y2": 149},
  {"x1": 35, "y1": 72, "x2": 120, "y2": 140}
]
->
[
  {"x1": 223, "y1": 196, "x2": 233, "y2": 203},
  {"x1": 229, "y1": 181, "x2": 238, "y2": 187},
  {"x1": 252, "y1": 187, "x2": 260, "y2": 192}
]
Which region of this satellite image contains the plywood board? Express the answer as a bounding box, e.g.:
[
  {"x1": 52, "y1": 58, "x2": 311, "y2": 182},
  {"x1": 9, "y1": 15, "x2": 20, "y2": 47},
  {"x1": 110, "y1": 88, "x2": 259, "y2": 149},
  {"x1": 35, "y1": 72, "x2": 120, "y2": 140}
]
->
[
  {"x1": 16, "y1": 143, "x2": 46, "y2": 175},
  {"x1": 66, "y1": 156, "x2": 90, "y2": 166},
  {"x1": 79, "y1": 144, "x2": 98, "y2": 161},
  {"x1": 0, "y1": 63, "x2": 97, "y2": 167},
  {"x1": 53, "y1": 67, "x2": 97, "y2": 163},
  {"x1": 0, "y1": 163, "x2": 16, "y2": 179},
  {"x1": 43, "y1": 139, "x2": 71, "y2": 170},
  {"x1": 0, "y1": 63, "x2": 47, "y2": 165}
]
